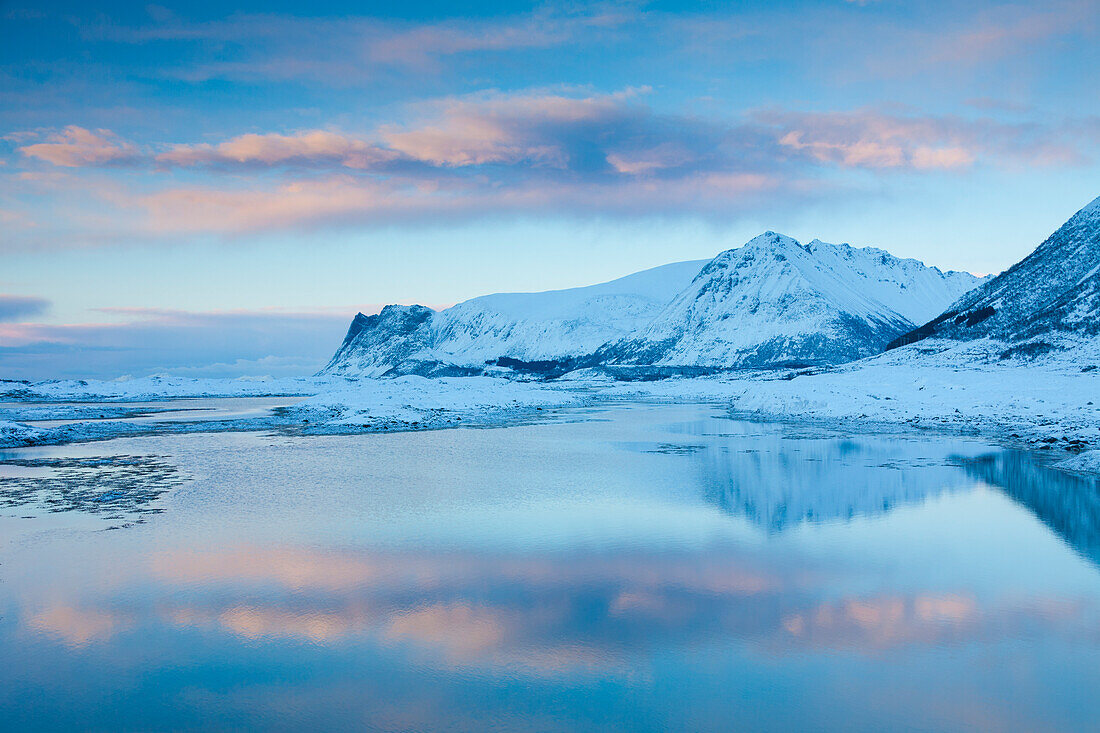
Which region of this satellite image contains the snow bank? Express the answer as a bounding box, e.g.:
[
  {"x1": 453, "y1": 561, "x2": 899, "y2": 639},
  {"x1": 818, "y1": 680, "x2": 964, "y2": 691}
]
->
[
  {"x1": 0, "y1": 420, "x2": 44, "y2": 448},
  {"x1": 1058, "y1": 450, "x2": 1100, "y2": 474},
  {"x1": 282, "y1": 375, "x2": 587, "y2": 432}
]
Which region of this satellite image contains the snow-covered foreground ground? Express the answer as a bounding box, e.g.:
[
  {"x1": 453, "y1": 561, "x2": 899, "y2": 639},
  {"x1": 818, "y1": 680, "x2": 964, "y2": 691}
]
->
[{"x1": 3, "y1": 345, "x2": 1097, "y2": 472}]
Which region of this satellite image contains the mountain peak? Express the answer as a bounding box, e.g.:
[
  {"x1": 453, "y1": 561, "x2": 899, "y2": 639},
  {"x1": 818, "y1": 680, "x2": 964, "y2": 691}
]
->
[
  {"x1": 598, "y1": 233, "x2": 982, "y2": 369},
  {"x1": 710, "y1": 232, "x2": 805, "y2": 266},
  {"x1": 744, "y1": 231, "x2": 800, "y2": 248},
  {"x1": 323, "y1": 305, "x2": 435, "y2": 377}
]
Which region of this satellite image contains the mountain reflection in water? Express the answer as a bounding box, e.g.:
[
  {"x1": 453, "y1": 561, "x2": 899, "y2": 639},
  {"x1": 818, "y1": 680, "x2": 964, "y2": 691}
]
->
[
  {"x1": 2, "y1": 404, "x2": 1099, "y2": 732},
  {"x1": 962, "y1": 451, "x2": 1100, "y2": 568},
  {"x1": 666, "y1": 418, "x2": 1100, "y2": 571},
  {"x1": 659, "y1": 418, "x2": 978, "y2": 529}
]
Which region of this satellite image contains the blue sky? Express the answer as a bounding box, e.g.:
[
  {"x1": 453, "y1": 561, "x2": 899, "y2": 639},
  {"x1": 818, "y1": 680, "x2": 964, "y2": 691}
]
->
[{"x1": 1, "y1": 0, "x2": 1098, "y2": 379}]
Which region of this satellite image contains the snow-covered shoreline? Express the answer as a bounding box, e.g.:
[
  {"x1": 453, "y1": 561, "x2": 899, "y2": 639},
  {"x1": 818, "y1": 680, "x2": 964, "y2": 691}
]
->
[
  {"x1": 0, "y1": 376, "x2": 592, "y2": 448},
  {"x1": 279, "y1": 375, "x2": 590, "y2": 433},
  {"x1": 0, "y1": 374, "x2": 327, "y2": 402},
  {"x1": 591, "y1": 338, "x2": 1099, "y2": 471},
  {"x1": 2, "y1": 348, "x2": 1097, "y2": 474}
]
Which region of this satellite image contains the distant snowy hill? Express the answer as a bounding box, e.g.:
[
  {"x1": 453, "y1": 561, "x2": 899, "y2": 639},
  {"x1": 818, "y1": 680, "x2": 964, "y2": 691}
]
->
[
  {"x1": 890, "y1": 195, "x2": 1100, "y2": 358},
  {"x1": 596, "y1": 233, "x2": 983, "y2": 369},
  {"x1": 322, "y1": 259, "x2": 706, "y2": 377}
]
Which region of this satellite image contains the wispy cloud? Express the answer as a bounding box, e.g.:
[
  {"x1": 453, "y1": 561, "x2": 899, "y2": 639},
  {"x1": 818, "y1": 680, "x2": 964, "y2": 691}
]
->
[
  {"x1": 148, "y1": 88, "x2": 711, "y2": 174},
  {"x1": 78, "y1": 6, "x2": 633, "y2": 83},
  {"x1": 126, "y1": 171, "x2": 791, "y2": 235},
  {"x1": 0, "y1": 294, "x2": 50, "y2": 321},
  {"x1": 60, "y1": 2, "x2": 1096, "y2": 87},
  {"x1": 156, "y1": 130, "x2": 401, "y2": 169},
  {"x1": 22, "y1": 92, "x2": 1094, "y2": 179},
  {"x1": 757, "y1": 107, "x2": 1091, "y2": 170},
  {"x1": 923, "y1": 0, "x2": 1098, "y2": 67},
  {"x1": 963, "y1": 98, "x2": 1034, "y2": 114},
  {"x1": 17, "y1": 126, "x2": 139, "y2": 167}
]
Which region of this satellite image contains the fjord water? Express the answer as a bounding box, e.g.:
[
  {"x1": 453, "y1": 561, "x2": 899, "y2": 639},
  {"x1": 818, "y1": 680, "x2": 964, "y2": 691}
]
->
[{"x1": 2, "y1": 404, "x2": 1099, "y2": 731}]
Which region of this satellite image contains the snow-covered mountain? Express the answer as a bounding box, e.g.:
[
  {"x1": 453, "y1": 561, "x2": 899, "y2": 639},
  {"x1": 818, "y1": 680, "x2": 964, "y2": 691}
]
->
[
  {"x1": 324, "y1": 305, "x2": 435, "y2": 377},
  {"x1": 426, "y1": 259, "x2": 707, "y2": 365},
  {"x1": 323, "y1": 231, "x2": 982, "y2": 377},
  {"x1": 322, "y1": 259, "x2": 706, "y2": 377},
  {"x1": 889, "y1": 195, "x2": 1100, "y2": 358},
  {"x1": 595, "y1": 233, "x2": 983, "y2": 369}
]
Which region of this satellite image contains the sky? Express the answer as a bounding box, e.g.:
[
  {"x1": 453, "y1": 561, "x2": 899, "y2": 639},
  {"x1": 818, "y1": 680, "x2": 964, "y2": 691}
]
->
[{"x1": 1, "y1": 0, "x2": 1098, "y2": 380}]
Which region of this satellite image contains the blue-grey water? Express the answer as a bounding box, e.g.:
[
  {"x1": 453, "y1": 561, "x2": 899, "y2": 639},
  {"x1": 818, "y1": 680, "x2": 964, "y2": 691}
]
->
[{"x1": 2, "y1": 403, "x2": 1099, "y2": 732}]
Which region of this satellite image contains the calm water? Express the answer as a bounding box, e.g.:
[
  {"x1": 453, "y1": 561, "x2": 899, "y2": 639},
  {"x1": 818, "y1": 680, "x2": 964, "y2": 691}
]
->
[{"x1": 2, "y1": 403, "x2": 1099, "y2": 732}]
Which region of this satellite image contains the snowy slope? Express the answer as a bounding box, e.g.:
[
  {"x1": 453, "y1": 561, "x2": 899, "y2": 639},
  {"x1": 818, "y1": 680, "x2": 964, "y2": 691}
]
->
[
  {"x1": 597, "y1": 232, "x2": 982, "y2": 368},
  {"x1": 425, "y1": 259, "x2": 707, "y2": 364},
  {"x1": 322, "y1": 259, "x2": 706, "y2": 376},
  {"x1": 890, "y1": 195, "x2": 1100, "y2": 356}
]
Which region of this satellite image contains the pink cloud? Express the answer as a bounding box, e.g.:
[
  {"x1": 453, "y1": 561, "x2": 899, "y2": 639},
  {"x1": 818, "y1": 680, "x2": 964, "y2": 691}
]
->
[
  {"x1": 762, "y1": 108, "x2": 1079, "y2": 172},
  {"x1": 910, "y1": 146, "x2": 976, "y2": 171},
  {"x1": 156, "y1": 130, "x2": 401, "y2": 169},
  {"x1": 18, "y1": 90, "x2": 1092, "y2": 185},
  {"x1": 137, "y1": 176, "x2": 418, "y2": 233},
  {"x1": 380, "y1": 90, "x2": 644, "y2": 167},
  {"x1": 779, "y1": 131, "x2": 909, "y2": 169},
  {"x1": 19, "y1": 126, "x2": 138, "y2": 167},
  {"x1": 124, "y1": 168, "x2": 792, "y2": 236},
  {"x1": 382, "y1": 116, "x2": 557, "y2": 167},
  {"x1": 9, "y1": 91, "x2": 1096, "y2": 243},
  {"x1": 605, "y1": 142, "x2": 698, "y2": 175},
  {"x1": 770, "y1": 111, "x2": 980, "y2": 171}
]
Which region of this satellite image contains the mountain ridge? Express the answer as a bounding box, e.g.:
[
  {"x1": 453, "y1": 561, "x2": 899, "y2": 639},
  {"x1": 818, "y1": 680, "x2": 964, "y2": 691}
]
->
[
  {"x1": 888, "y1": 195, "x2": 1100, "y2": 356},
  {"x1": 595, "y1": 232, "x2": 981, "y2": 369},
  {"x1": 321, "y1": 259, "x2": 706, "y2": 377},
  {"x1": 322, "y1": 232, "x2": 984, "y2": 377}
]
